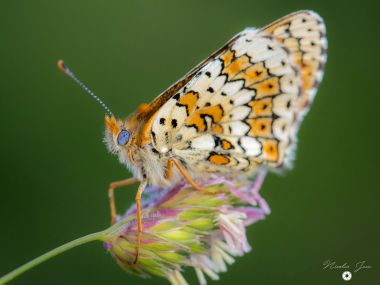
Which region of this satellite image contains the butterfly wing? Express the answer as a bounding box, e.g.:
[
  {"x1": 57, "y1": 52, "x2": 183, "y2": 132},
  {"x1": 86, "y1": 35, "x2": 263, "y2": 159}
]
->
[
  {"x1": 133, "y1": 32, "x2": 243, "y2": 124},
  {"x1": 260, "y1": 10, "x2": 327, "y2": 125},
  {"x1": 151, "y1": 10, "x2": 327, "y2": 175}
]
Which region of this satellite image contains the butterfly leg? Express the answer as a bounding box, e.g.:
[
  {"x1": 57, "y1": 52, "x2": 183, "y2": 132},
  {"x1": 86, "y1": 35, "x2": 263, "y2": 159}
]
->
[
  {"x1": 133, "y1": 180, "x2": 147, "y2": 264},
  {"x1": 165, "y1": 158, "x2": 173, "y2": 180},
  {"x1": 108, "y1": 177, "x2": 139, "y2": 224},
  {"x1": 169, "y1": 158, "x2": 212, "y2": 194}
]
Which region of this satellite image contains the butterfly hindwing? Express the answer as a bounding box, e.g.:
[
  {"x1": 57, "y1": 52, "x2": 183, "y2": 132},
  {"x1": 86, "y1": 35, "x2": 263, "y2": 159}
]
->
[{"x1": 260, "y1": 10, "x2": 327, "y2": 124}]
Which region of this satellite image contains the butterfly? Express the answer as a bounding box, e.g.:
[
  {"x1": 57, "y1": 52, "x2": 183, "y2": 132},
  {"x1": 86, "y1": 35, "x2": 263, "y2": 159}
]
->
[{"x1": 59, "y1": 10, "x2": 327, "y2": 263}]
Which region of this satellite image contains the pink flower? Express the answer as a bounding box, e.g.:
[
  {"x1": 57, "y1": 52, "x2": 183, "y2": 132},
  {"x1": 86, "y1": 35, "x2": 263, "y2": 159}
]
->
[{"x1": 103, "y1": 171, "x2": 270, "y2": 285}]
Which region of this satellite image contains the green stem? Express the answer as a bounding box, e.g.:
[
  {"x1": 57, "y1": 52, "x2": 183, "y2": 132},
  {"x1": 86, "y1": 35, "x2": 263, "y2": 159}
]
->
[{"x1": 0, "y1": 230, "x2": 106, "y2": 285}]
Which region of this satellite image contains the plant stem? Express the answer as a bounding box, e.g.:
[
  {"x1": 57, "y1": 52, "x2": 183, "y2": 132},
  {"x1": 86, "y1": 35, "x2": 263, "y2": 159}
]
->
[{"x1": 0, "y1": 230, "x2": 105, "y2": 285}]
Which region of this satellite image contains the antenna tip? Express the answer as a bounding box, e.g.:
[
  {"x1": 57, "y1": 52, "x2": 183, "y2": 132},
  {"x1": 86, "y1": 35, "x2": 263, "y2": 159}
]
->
[{"x1": 57, "y1": 59, "x2": 68, "y2": 75}]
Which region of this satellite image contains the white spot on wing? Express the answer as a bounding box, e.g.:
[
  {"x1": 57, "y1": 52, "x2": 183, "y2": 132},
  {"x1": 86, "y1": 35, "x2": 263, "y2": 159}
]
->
[
  {"x1": 208, "y1": 75, "x2": 226, "y2": 93},
  {"x1": 191, "y1": 60, "x2": 222, "y2": 93},
  {"x1": 232, "y1": 28, "x2": 257, "y2": 54},
  {"x1": 272, "y1": 93, "x2": 294, "y2": 117},
  {"x1": 280, "y1": 75, "x2": 299, "y2": 94},
  {"x1": 231, "y1": 89, "x2": 255, "y2": 105},
  {"x1": 272, "y1": 117, "x2": 291, "y2": 142},
  {"x1": 226, "y1": 121, "x2": 250, "y2": 136},
  {"x1": 191, "y1": 135, "x2": 215, "y2": 150},
  {"x1": 228, "y1": 106, "x2": 251, "y2": 121},
  {"x1": 240, "y1": 137, "x2": 261, "y2": 156},
  {"x1": 220, "y1": 80, "x2": 244, "y2": 96}
]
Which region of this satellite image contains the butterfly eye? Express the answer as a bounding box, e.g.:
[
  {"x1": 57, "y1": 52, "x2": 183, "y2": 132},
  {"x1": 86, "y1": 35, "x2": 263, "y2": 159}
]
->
[{"x1": 117, "y1": 130, "x2": 130, "y2": 146}]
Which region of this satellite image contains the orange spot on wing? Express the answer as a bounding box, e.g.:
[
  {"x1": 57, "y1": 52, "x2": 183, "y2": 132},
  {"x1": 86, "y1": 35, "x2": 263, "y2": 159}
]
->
[
  {"x1": 223, "y1": 55, "x2": 250, "y2": 78},
  {"x1": 209, "y1": 153, "x2": 230, "y2": 165},
  {"x1": 187, "y1": 114, "x2": 207, "y2": 131},
  {"x1": 178, "y1": 91, "x2": 199, "y2": 114},
  {"x1": 249, "y1": 98, "x2": 273, "y2": 117},
  {"x1": 261, "y1": 139, "x2": 279, "y2": 161},
  {"x1": 293, "y1": 51, "x2": 302, "y2": 66},
  {"x1": 252, "y1": 77, "x2": 280, "y2": 99},
  {"x1": 221, "y1": 50, "x2": 235, "y2": 66},
  {"x1": 294, "y1": 58, "x2": 318, "y2": 112},
  {"x1": 247, "y1": 118, "x2": 273, "y2": 137},
  {"x1": 212, "y1": 124, "x2": 223, "y2": 134},
  {"x1": 301, "y1": 62, "x2": 317, "y2": 91},
  {"x1": 204, "y1": 105, "x2": 224, "y2": 122},
  {"x1": 187, "y1": 105, "x2": 224, "y2": 132},
  {"x1": 236, "y1": 62, "x2": 268, "y2": 86},
  {"x1": 221, "y1": 139, "x2": 233, "y2": 150}
]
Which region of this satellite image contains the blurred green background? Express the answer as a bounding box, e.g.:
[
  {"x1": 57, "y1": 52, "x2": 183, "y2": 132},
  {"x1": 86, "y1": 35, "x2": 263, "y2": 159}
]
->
[{"x1": 0, "y1": 0, "x2": 379, "y2": 284}]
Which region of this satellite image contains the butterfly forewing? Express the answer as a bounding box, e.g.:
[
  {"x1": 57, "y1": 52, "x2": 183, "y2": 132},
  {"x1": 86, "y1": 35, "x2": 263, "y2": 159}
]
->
[{"x1": 151, "y1": 10, "x2": 326, "y2": 175}]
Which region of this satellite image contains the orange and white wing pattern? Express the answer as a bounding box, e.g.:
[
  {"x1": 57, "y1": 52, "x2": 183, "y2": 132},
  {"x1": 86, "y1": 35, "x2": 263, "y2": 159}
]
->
[
  {"x1": 151, "y1": 10, "x2": 327, "y2": 175},
  {"x1": 260, "y1": 10, "x2": 327, "y2": 126}
]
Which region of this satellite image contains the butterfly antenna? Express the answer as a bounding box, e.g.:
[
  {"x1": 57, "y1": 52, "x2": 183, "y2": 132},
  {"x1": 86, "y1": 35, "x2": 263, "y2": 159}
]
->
[{"x1": 57, "y1": 59, "x2": 114, "y2": 117}]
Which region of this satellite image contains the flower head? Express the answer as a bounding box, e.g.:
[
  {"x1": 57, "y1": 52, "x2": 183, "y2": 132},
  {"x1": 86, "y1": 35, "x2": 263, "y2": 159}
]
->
[{"x1": 103, "y1": 171, "x2": 269, "y2": 285}]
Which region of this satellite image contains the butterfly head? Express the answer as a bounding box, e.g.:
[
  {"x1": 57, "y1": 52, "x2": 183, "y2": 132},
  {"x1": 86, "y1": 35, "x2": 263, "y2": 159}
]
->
[{"x1": 104, "y1": 115, "x2": 133, "y2": 155}]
